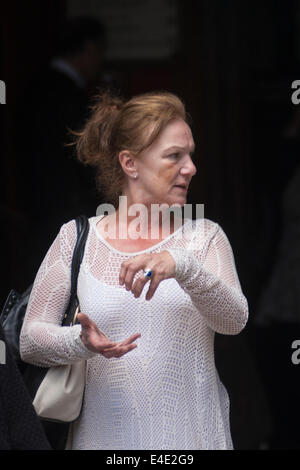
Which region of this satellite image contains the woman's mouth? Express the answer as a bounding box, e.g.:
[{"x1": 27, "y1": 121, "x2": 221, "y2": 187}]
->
[{"x1": 174, "y1": 185, "x2": 188, "y2": 192}]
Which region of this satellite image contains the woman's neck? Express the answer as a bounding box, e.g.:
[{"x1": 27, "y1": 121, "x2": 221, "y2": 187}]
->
[{"x1": 111, "y1": 206, "x2": 183, "y2": 241}]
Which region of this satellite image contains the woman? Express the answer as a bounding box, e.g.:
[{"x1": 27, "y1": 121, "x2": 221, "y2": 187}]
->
[{"x1": 20, "y1": 91, "x2": 248, "y2": 450}]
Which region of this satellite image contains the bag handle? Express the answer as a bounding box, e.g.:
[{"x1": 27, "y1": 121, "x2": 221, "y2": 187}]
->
[
  {"x1": 71, "y1": 215, "x2": 90, "y2": 296},
  {"x1": 63, "y1": 215, "x2": 90, "y2": 327}
]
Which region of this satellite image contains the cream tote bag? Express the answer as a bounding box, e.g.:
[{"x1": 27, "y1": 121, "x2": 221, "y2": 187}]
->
[{"x1": 33, "y1": 359, "x2": 86, "y2": 422}]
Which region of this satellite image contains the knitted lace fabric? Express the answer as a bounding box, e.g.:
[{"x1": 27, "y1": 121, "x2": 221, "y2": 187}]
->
[{"x1": 20, "y1": 215, "x2": 248, "y2": 450}]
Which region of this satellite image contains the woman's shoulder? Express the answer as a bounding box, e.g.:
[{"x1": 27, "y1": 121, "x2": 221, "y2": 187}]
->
[
  {"x1": 56, "y1": 215, "x2": 96, "y2": 250},
  {"x1": 172, "y1": 217, "x2": 219, "y2": 250},
  {"x1": 189, "y1": 217, "x2": 220, "y2": 238},
  {"x1": 60, "y1": 215, "x2": 96, "y2": 235},
  {"x1": 191, "y1": 218, "x2": 236, "y2": 258},
  {"x1": 180, "y1": 217, "x2": 222, "y2": 253}
]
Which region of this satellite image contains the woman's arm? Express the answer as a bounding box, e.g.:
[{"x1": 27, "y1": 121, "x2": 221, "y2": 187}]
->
[
  {"x1": 167, "y1": 221, "x2": 249, "y2": 335},
  {"x1": 20, "y1": 220, "x2": 96, "y2": 367}
]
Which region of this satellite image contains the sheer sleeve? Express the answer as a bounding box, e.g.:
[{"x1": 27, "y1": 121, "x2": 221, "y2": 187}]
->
[
  {"x1": 166, "y1": 221, "x2": 248, "y2": 335},
  {"x1": 19, "y1": 220, "x2": 96, "y2": 367}
]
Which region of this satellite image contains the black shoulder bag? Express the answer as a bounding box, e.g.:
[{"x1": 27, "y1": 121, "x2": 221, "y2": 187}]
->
[{"x1": 0, "y1": 215, "x2": 90, "y2": 449}]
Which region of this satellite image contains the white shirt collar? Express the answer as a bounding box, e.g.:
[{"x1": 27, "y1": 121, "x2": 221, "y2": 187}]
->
[{"x1": 50, "y1": 58, "x2": 86, "y2": 89}]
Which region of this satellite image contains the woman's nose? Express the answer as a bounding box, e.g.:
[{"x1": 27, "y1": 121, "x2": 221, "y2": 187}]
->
[{"x1": 181, "y1": 155, "x2": 197, "y2": 177}]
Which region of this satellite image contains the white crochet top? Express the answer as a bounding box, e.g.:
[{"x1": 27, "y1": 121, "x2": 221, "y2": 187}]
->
[{"x1": 20, "y1": 215, "x2": 248, "y2": 450}]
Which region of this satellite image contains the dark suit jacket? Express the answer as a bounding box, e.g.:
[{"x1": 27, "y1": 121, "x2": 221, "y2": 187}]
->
[
  {"x1": 0, "y1": 324, "x2": 51, "y2": 449},
  {"x1": 16, "y1": 66, "x2": 96, "y2": 222},
  {"x1": 14, "y1": 66, "x2": 99, "y2": 277}
]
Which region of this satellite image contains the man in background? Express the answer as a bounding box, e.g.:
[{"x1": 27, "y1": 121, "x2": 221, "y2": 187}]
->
[{"x1": 15, "y1": 17, "x2": 106, "y2": 277}]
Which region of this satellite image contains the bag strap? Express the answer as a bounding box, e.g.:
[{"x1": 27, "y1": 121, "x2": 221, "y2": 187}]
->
[
  {"x1": 71, "y1": 215, "x2": 90, "y2": 296},
  {"x1": 63, "y1": 215, "x2": 90, "y2": 326}
]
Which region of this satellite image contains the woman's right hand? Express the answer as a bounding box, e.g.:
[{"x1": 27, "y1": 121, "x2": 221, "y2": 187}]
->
[{"x1": 77, "y1": 312, "x2": 141, "y2": 358}]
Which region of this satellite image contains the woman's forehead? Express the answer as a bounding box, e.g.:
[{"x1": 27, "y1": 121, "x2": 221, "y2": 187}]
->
[{"x1": 154, "y1": 119, "x2": 194, "y2": 150}]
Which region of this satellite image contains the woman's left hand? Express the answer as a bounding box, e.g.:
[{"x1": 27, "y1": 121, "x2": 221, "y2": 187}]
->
[{"x1": 119, "y1": 250, "x2": 176, "y2": 301}]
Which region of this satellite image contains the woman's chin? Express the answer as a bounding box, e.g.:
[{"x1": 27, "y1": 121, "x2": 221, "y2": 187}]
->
[{"x1": 170, "y1": 196, "x2": 187, "y2": 207}]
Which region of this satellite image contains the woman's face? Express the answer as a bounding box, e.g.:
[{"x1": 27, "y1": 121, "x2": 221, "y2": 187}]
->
[{"x1": 127, "y1": 119, "x2": 197, "y2": 208}]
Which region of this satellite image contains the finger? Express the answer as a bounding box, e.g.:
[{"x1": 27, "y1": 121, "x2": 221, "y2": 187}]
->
[
  {"x1": 102, "y1": 343, "x2": 138, "y2": 358},
  {"x1": 97, "y1": 336, "x2": 117, "y2": 347},
  {"x1": 78, "y1": 313, "x2": 107, "y2": 338},
  {"x1": 119, "y1": 258, "x2": 136, "y2": 286},
  {"x1": 124, "y1": 264, "x2": 138, "y2": 291},
  {"x1": 101, "y1": 346, "x2": 121, "y2": 358},
  {"x1": 114, "y1": 344, "x2": 138, "y2": 358},
  {"x1": 77, "y1": 312, "x2": 91, "y2": 329},
  {"x1": 145, "y1": 278, "x2": 160, "y2": 301},
  {"x1": 120, "y1": 333, "x2": 141, "y2": 345},
  {"x1": 120, "y1": 255, "x2": 151, "y2": 290},
  {"x1": 131, "y1": 275, "x2": 149, "y2": 298},
  {"x1": 101, "y1": 333, "x2": 140, "y2": 352},
  {"x1": 119, "y1": 262, "x2": 127, "y2": 286}
]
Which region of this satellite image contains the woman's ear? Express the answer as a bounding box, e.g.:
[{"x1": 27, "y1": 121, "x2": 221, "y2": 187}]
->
[{"x1": 118, "y1": 150, "x2": 138, "y2": 179}]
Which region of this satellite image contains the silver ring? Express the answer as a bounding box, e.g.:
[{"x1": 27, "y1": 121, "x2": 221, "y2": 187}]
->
[{"x1": 143, "y1": 268, "x2": 153, "y2": 279}]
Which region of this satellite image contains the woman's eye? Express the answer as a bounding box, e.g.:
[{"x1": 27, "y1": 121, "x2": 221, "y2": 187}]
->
[{"x1": 168, "y1": 153, "x2": 180, "y2": 159}]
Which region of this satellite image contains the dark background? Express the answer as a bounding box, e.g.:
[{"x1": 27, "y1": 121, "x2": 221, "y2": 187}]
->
[{"x1": 1, "y1": 0, "x2": 300, "y2": 450}]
